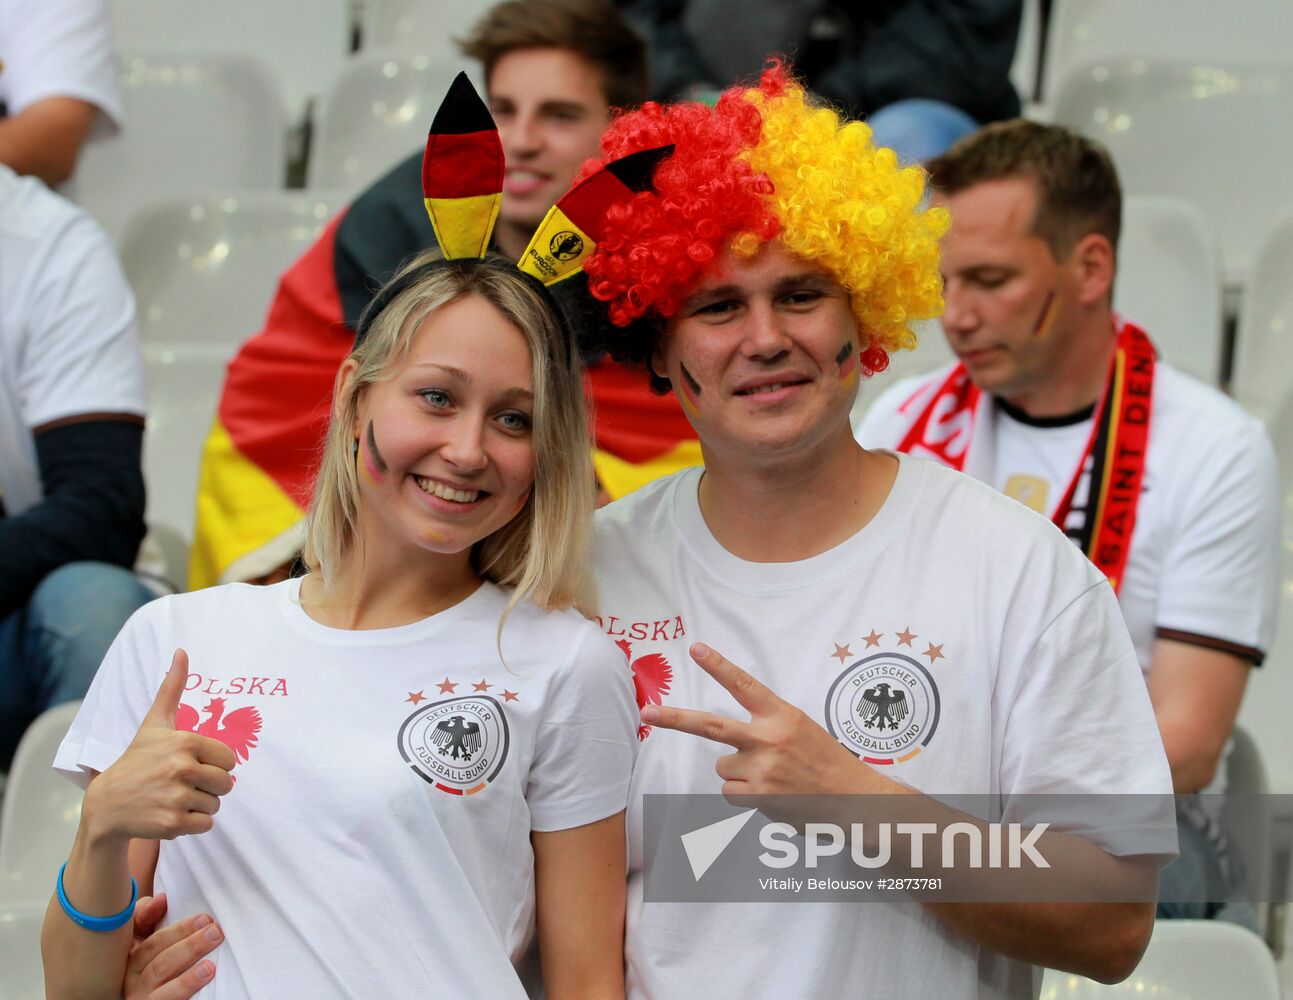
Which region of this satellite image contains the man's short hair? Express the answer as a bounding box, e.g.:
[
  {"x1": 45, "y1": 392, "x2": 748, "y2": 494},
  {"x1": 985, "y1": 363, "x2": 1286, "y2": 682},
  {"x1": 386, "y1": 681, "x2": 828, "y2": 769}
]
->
[
  {"x1": 927, "y1": 120, "x2": 1122, "y2": 260},
  {"x1": 459, "y1": 0, "x2": 649, "y2": 110}
]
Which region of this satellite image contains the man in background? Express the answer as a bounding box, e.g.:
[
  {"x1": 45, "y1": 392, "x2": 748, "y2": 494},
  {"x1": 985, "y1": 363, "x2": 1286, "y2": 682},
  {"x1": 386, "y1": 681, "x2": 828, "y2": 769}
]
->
[
  {"x1": 0, "y1": 163, "x2": 150, "y2": 769},
  {"x1": 0, "y1": 0, "x2": 122, "y2": 184},
  {"x1": 856, "y1": 120, "x2": 1281, "y2": 918},
  {"x1": 190, "y1": 0, "x2": 697, "y2": 588}
]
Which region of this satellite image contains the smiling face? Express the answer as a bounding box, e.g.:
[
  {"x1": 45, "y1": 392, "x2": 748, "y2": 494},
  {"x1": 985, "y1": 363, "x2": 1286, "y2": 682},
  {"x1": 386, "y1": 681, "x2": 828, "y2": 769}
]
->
[
  {"x1": 936, "y1": 176, "x2": 1084, "y2": 399},
  {"x1": 654, "y1": 240, "x2": 861, "y2": 463},
  {"x1": 488, "y1": 48, "x2": 612, "y2": 253},
  {"x1": 348, "y1": 294, "x2": 536, "y2": 564}
]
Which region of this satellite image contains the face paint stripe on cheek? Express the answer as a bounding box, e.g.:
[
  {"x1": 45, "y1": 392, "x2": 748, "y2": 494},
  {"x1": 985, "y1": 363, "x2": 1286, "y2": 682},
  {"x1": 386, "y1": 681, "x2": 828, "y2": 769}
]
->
[
  {"x1": 835, "y1": 340, "x2": 857, "y2": 380},
  {"x1": 678, "y1": 362, "x2": 702, "y2": 417},
  {"x1": 1032, "y1": 290, "x2": 1058, "y2": 338},
  {"x1": 362, "y1": 420, "x2": 388, "y2": 482}
]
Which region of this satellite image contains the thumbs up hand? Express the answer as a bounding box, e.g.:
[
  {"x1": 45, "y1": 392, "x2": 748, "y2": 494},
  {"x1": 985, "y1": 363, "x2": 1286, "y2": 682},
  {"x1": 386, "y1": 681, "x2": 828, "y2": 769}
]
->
[{"x1": 83, "y1": 650, "x2": 238, "y2": 845}]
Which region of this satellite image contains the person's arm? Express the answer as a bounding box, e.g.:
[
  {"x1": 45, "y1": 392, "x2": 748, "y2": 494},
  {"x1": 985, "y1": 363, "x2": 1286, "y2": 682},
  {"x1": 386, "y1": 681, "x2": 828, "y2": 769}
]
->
[
  {"x1": 42, "y1": 651, "x2": 236, "y2": 1000},
  {"x1": 0, "y1": 95, "x2": 100, "y2": 185},
  {"x1": 1141, "y1": 416, "x2": 1279, "y2": 792},
  {"x1": 122, "y1": 893, "x2": 223, "y2": 1000},
  {"x1": 533, "y1": 812, "x2": 628, "y2": 1000},
  {"x1": 643, "y1": 641, "x2": 1159, "y2": 983},
  {"x1": 1147, "y1": 641, "x2": 1250, "y2": 793},
  {"x1": 0, "y1": 416, "x2": 146, "y2": 617}
]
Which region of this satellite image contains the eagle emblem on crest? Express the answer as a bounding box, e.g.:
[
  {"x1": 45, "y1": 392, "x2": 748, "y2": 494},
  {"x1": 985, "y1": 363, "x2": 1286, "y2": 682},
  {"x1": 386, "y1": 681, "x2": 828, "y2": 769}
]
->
[
  {"x1": 431, "y1": 715, "x2": 482, "y2": 760},
  {"x1": 858, "y1": 682, "x2": 909, "y2": 732}
]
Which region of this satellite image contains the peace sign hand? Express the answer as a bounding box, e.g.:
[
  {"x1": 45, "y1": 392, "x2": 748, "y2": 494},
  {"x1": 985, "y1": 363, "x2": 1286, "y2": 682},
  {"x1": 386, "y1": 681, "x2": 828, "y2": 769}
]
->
[{"x1": 640, "y1": 643, "x2": 894, "y2": 800}]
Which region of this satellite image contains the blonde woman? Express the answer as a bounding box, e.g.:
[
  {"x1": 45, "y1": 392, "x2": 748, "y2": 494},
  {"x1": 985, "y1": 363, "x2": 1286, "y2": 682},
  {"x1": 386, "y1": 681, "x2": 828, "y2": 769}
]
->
[{"x1": 42, "y1": 253, "x2": 637, "y2": 999}]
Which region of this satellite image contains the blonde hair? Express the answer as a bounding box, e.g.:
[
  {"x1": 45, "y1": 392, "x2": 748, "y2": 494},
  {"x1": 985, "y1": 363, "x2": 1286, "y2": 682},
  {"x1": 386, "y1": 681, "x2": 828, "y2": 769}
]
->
[{"x1": 302, "y1": 251, "x2": 595, "y2": 616}]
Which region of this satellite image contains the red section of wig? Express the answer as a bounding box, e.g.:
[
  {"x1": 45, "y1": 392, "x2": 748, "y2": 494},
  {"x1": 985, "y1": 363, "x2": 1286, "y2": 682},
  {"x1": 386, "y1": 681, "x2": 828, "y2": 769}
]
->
[{"x1": 579, "y1": 65, "x2": 796, "y2": 327}]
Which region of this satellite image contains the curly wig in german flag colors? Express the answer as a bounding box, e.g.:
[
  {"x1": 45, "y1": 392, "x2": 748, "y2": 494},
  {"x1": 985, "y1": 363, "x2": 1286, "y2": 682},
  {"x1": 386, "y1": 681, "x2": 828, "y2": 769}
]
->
[{"x1": 580, "y1": 62, "x2": 949, "y2": 377}]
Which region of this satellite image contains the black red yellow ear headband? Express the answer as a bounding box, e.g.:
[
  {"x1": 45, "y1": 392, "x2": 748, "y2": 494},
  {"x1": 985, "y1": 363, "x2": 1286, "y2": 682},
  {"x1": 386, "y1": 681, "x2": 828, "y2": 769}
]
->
[{"x1": 422, "y1": 71, "x2": 672, "y2": 285}]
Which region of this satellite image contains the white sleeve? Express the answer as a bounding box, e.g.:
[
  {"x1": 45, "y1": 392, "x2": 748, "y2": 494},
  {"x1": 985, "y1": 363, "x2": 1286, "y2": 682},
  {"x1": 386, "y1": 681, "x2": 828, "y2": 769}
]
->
[
  {"x1": 998, "y1": 581, "x2": 1177, "y2": 860},
  {"x1": 53, "y1": 599, "x2": 171, "y2": 788},
  {"x1": 1153, "y1": 419, "x2": 1281, "y2": 663},
  {"x1": 19, "y1": 205, "x2": 145, "y2": 427},
  {"x1": 0, "y1": 0, "x2": 122, "y2": 129},
  {"x1": 526, "y1": 626, "x2": 639, "y2": 832}
]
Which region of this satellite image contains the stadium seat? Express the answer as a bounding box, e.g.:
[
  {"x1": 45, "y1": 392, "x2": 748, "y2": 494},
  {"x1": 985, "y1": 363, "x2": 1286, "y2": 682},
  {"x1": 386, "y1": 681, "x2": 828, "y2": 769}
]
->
[
  {"x1": 360, "y1": 0, "x2": 491, "y2": 63},
  {"x1": 64, "y1": 53, "x2": 286, "y2": 244},
  {"x1": 1052, "y1": 58, "x2": 1293, "y2": 286},
  {"x1": 1039, "y1": 920, "x2": 1280, "y2": 998},
  {"x1": 1233, "y1": 209, "x2": 1293, "y2": 431},
  {"x1": 0, "y1": 903, "x2": 46, "y2": 1000},
  {"x1": 119, "y1": 192, "x2": 344, "y2": 350},
  {"x1": 1011, "y1": 0, "x2": 1042, "y2": 106},
  {"x1": 108, "y1": 0, "x2": 350, "y2": 120},
  {"x1": 1117, "y1": 196, "x2": 1223, "y2": 386},
  {"x1": 1043, "y1": 0, "x2": 1293, "y2": 103},
  {"x1": 1233, "y1": 216, "x2": 1293, "y2": 800},
  {"x1": 308, "y1": 50, "x2": 463, "y2": 196},
  {"x1": 143, "y1": 349, "x2": 232, "y2": 543},
  {"x1": 0, "y1": 703, "x2": 83, "y2": 908}
]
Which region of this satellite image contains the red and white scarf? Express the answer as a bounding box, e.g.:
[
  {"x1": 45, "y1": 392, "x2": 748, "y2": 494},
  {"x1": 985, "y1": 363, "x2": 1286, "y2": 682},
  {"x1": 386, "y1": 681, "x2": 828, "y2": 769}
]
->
[{"x1": 894, "y1": 319, "x2": 1156, "y2": 593}]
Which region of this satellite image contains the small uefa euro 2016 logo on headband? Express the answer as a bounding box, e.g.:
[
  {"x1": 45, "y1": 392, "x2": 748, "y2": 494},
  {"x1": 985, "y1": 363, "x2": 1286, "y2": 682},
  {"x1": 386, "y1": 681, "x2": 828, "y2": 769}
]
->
[{"x1": 397, "y1": 688, "x2": 512, "y2": 796}]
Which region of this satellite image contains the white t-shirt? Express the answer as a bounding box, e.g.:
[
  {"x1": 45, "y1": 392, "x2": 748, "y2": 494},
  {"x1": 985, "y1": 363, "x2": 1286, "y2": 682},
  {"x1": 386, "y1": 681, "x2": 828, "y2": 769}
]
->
[
  {"x1": 0, "y1": 163, "x2": 144, "y2": 515},
  {"x1": 593, "y1": 456, "x2": 1175, "y2": 1000},
  {"x1": 56, "y1": 578, "x2": 638, "y2": 999},
  {"x1": 856, "y1": 361, "x2": 1282, "y2": 675},
  {"x1": 0, "y1": 0, "x2": 122, "y2": 132}
]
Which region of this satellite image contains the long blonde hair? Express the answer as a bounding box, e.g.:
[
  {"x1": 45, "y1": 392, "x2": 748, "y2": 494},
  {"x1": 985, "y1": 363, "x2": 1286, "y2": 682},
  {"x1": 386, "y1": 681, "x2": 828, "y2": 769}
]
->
[{"x1": 302, "y1": 251, "x2": 595, "y2": 614}]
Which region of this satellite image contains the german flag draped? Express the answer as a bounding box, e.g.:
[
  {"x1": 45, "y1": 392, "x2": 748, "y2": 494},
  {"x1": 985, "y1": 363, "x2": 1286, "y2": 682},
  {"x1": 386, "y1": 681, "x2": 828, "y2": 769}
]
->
[{"x1": 189, "y1": 152, "x2": 701, "y2": 588}]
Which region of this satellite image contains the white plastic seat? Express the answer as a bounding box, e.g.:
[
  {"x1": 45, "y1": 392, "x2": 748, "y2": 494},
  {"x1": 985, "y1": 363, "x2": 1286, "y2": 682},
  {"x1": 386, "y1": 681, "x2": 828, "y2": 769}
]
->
[
  {"x1": 1232, "y1": 209, "x2": 1293, "y2": 582},
  {"x1": 119, "y1": 192, "x2": 344, "y2": 351},
  {"x1": 1039, "y1": 920, "x2": 1280, "y2": 998},
  {"x1": 1052, "y1": 58, "x2": 1293, "y2": 286},
  {"x1": 109, "y1": 0, "x2": 350, "y2": 120},
  {"x1": 0, "y1": 703, "x2": 83, "y2": 908},
  {"x1": 1011, "y1": 0, "x2": 1042, "y2": 106},
  {"x1": 1116, "y1": 196, "x2": 1223, "y2": 386},
  {"x1": 0, "y1": 903, "x2": 47, "y2": 1000},
  {"x1": 64, "y1": 53, "x2": 286, "y2": 243},
  {"x1": 308, "y1": 50, "x2": 466, "y2": 196},
  {"x1": 143, "y1": 349, "x2": 232, "y2": 543},
  {"x1": 360, "y1": 0, "x2": 491, "y2": 62},
  {"x1": 1043, "y1": 0, "x2": 1293, "y2": 102}
]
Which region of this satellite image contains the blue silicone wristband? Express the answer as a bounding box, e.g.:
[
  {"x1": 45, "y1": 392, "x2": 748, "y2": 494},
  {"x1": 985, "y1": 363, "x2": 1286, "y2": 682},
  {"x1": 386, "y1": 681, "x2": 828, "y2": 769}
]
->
[{"x1": 56, "y1": 861, "x2": 138, "y2": 932}]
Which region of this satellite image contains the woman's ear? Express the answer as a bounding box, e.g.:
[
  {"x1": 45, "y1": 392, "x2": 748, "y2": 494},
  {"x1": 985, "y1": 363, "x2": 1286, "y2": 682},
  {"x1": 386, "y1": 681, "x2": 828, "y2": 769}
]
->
[{"x1": 334, "y1": 358, "x2": 362, "y2": 433}]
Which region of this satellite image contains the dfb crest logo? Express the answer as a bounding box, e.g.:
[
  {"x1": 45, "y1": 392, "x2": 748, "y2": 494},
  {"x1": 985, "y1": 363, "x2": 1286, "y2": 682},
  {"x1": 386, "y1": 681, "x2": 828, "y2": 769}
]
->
[{"x1": 398, "y1": 695, "x2": 510, "y2": 796}]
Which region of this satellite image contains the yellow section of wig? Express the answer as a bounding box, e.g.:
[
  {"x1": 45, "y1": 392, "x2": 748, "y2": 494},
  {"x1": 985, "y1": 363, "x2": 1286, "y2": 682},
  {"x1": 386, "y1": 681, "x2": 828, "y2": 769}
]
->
[{"x1": 740, "y1": 82, "x2": 949, "y2": 360}]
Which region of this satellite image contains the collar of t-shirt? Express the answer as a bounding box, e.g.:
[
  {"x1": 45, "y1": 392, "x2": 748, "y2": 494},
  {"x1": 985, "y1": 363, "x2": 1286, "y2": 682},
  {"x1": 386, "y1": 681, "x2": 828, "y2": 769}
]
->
[{"x1": 991, "y1": 398, "x2": 1095, "y2": 518}]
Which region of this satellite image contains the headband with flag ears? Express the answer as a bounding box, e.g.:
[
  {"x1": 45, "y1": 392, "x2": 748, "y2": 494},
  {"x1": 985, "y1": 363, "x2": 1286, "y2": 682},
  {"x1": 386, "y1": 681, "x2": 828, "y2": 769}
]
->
[{"x1": 355, "y1": 72, "x2": 671, "y2": 343}]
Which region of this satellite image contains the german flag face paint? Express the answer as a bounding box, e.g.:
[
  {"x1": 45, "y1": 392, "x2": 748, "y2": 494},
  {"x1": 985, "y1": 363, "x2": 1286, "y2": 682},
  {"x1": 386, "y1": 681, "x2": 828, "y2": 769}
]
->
[
  {"x1": 518, "y1": 145, "x2": 673, "y2": 285},
  {"x1": 1031, "y1": 289, "x2": 1058, "y2": 338},
  {"x1": 422, "y1": 72, "x2": 504, "y2": 260},
  {"x1": 361, "y1": 420, "x2": 388, "y2": 484},
  {"x1": 835, "y1": 340, "x2": 858, "y2": 389},
  {"x1": 675, "y1": 362, "x2": 703, "y2": 420}
]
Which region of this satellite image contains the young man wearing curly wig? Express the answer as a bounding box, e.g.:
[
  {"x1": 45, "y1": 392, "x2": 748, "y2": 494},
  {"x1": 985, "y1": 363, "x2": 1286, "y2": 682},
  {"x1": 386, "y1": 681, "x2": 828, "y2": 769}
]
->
[{"x1": 585, "y1": 65, "x2": 1176, "y2": 997}]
